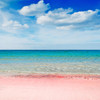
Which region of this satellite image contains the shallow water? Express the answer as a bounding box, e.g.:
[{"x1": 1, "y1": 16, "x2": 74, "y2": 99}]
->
[{"x1": 0, "y1": 50, "x2": 100, "y2": 75}]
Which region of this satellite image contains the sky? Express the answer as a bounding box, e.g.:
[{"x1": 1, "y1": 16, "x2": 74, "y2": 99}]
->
[{"x1": 0, "y1": 0, "x2": 100, "y2": 50}]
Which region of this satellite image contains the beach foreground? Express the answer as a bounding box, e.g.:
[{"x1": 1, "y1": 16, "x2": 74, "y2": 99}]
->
[{"x1": 0, "y1": 75, "x2": 100, "y2": 100}]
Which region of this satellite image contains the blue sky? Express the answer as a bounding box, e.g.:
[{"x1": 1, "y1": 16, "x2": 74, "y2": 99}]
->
[{"x1": 0, "y1": 0, "x2": 100, "y2": 49}]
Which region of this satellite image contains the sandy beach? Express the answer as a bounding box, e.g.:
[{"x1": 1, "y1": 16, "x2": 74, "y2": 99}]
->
[{"x1": 0, "y1": 74, "x2": 100, "y2": 100}]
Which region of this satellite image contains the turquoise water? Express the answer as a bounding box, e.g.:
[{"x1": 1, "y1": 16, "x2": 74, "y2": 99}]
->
[{"x1": 0, "y1": 50, "x2": 100, "y2": 75}]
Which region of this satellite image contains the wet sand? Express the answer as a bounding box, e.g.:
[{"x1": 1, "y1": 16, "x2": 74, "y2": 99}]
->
[{"x1": 0, "y1": 74, "x2": 100, "y2": 100}]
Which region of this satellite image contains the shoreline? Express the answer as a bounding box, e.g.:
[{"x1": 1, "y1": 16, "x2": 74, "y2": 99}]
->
[{"x1": 1, "y1": 74, "x2": 100, "y2": 79}]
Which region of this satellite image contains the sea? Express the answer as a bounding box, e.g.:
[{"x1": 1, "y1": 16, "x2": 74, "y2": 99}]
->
[{"x1": 0, "y1": 50, "x2": 100, "y2": 76}]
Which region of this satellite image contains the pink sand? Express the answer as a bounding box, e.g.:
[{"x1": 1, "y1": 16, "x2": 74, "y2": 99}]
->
[{"x1": 0, "y1": 75, "x2": 100, "y2": 100}]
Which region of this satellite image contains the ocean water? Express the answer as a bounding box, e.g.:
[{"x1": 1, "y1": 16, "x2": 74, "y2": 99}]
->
[{"x1": 0, "y1": 50, "x2": 100, "y2": 75}]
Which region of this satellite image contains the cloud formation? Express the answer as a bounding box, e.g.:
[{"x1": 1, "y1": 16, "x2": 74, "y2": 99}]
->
[
  {"x1": 2, "y1": 20, "x2": 29, "y2": 32},
  {"x1": 37, "y1": 9, "x2": 100, "y2": 30},
  {"x1": 19, "y1": 0, "x2": 100, "y2": 31},
  {"x1": 0, "y1": 0, "x2": 100, "y2": 49},
  {"x1": 0, "y1": 10, "x2": 29, "y2": 33},
  {"x1": 19, "y1": 0, "x2": 50, "y2": 17},
  {"x1": 40, "y1": 9, "x2": 97, "y2": 24}
]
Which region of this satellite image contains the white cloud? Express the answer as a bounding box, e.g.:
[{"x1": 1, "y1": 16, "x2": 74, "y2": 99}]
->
[
  {"x1": 2, "y1": 20, "x2": 29, "y2": 32},
  {"x1": 37, "y1": 8, "x2": 73, "y2": 25},
  {"x1": 0, "y1": 0, "x2": 100, "y2": 50},
  {"x1": 56, "y1": 25, "x2": 75, "y2": 30},
  {"x1": 18, "y1": 0, "x2": 100, "y2": 31},
  {"x1": 56, "y1": 10, "x2": 97, "y2": 24},
  {"x1": 37, "y1": 9, "x2": 100, "y2": 30},
  {"x1": 0, "y1": 10, "x2": 29, "y2": 33},
  {"x1": 18, "y1": 0, "x2": 50, "y2": 17}
]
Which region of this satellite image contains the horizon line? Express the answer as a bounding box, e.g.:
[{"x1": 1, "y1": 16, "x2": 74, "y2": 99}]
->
[{"x1": 0, "y1": 49, "x2": 100, "y2": 50}]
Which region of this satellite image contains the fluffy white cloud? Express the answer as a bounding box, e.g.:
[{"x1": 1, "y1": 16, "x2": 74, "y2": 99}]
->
[
  {"x1": 18, "y1": 0, "x2": 50, "y2": 17},
  {"x1": 18, "y1": 0, "x2": 100, "y2": 31},
  {"x1": 56, "y1": 25, "x2": 75, "y2": 30},
  {"x1": 37, "y1": 8, "x2": 73, "y2": 24},
  {"x1": 0, "y1": 0, "x2": 100, "y2": 50},
  {"x1": 2, "y1": 20, "x2": 29, "y2": 32},
  {"x1": 0, "y1": 10, "x2": 29, "y2": 32},
  {"x1": 37, "y1": 8, "x2": 100, "y2": 30}
]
